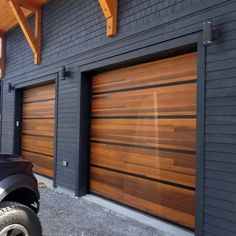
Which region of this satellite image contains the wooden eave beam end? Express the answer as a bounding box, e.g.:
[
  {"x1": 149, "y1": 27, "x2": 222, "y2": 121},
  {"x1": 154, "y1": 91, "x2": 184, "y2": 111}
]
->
[
  {"x1": 8, "y1": 0, "x2": 42, "y2": 64},
  {"x1": 98, "y1": 0, "x2": 117, "y2": 37}
]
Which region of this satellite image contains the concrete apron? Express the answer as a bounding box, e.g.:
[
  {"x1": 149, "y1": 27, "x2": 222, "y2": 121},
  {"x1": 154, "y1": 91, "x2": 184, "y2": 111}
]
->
[{"x1": 35, "y1": 174, "x2": 194, "y2": 236}]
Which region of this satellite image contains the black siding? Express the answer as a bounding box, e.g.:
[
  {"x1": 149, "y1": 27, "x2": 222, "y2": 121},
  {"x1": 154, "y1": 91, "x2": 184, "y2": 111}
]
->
[{"x1": 1, "y1": 0, "x2": 236, "y2": 235}]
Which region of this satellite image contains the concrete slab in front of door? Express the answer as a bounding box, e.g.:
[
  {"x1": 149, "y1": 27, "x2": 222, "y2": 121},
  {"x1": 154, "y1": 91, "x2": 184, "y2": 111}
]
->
[
  {"x1": 35, "y1": 174, "x2": 75, "y2": 197},
  {"x1": 83, "y1": 194, "x2": 194, "y2": 236}
]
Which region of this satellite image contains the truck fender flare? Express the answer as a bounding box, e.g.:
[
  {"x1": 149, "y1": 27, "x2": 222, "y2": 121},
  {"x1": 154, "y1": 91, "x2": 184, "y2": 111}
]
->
[{"x1": 0, "y1": 174, "x2": 39, "y2": 201}]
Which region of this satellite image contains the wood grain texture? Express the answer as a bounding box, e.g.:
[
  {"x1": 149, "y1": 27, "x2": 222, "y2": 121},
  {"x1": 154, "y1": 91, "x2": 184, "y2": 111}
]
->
[
  {"x1": 23, "y1": 100, "x2": 55, "y2": 119},
  {"x1": 92, "y1": 83, "x2": 196, "y2": 117},
  {"x1": 92, "y1": 52, "x2": 197, "y2": 93},
  {"x1": 21, "y1": 83, "x2": 55, "y2": 177},
  {"x1": 0, "y1": 0, "x2": 31, "y2": 32},
  {"x1": 22, "y1": 150, "x2": 53, "y2": 178},
  {"x1": 23, "y1": 83, "x2": 55, "y2": 103},
  {"x1": 90, "y1": 52, "x2": 197, "y2": 229},
  {"x1": 91, "y1": 142, "x2": 196, "y2": 188},
  {"x1": 91, "y1": 167, "x2": 195, "y2": 228},
  {"x1": 91, "y1": 118, "x2": 196, "y2": 152},
  {"x1": 22, "y1": 119, "x2": 54, "y2": 137},
  {"x1": 0, "y1": 0, "x2": 47, "y2": 32},
  {"x1": 22, "y1": 135, "x2": 54, "y2": 156}
]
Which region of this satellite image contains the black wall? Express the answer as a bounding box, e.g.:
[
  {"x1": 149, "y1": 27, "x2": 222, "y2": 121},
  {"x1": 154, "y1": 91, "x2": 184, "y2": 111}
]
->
[{"x1": 1, "y1": 0, "x2": 236, "y2": 235}]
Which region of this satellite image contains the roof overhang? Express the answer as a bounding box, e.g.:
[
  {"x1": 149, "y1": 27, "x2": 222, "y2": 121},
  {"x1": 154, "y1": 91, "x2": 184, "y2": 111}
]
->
[
  {"x1": 0, "y1": 0, "x2": 117, "y2": 76},
  {"x1": 0, "y1": 0, "x2": 47, "y2": 76},
  {"x1": 0, "y1": 0, "x2": 47, "y2": 32}
]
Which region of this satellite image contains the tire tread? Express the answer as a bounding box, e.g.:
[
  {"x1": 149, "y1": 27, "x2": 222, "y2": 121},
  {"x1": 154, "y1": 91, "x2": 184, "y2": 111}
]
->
[{"x1": 0, "y1": 201, "x2": 42, "y2": 236}]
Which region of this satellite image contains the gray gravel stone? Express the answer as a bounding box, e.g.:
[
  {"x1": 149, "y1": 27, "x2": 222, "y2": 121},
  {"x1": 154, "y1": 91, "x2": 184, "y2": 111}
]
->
[{"x1": 39, "y1": 188, "x2": 165, "y2": 236}]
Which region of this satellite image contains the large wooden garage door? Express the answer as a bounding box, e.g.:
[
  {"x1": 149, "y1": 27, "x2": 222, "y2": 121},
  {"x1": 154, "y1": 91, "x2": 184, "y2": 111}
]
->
[
  {"x1": 90, "y1": 52, "x2": 197, "y2": 229},
  {"x1": 21, "y1": 83, "x2": 55, "y2": 178}
]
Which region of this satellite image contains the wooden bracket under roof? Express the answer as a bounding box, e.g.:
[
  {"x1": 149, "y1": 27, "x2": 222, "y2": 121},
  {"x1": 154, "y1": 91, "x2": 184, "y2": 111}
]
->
[
  {"x1": 8, "y1": 0, "x2": 42, "y2": 64},
  {"x1": 0, "y1": 31, "x2": 5, "y2": 79},
  {"x1": 98, "y1": 0, "x2": 117, "y2": 36}
]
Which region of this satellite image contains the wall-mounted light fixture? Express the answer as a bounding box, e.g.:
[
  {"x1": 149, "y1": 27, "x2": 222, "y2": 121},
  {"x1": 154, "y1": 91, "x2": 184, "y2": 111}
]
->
[
  {"x1": 203, "y1": 21, "x2": 218, "y2": 46},
  {"x1": 61, "y1": 66, "x2": 71, "y2": 80},
  {"x1": 8, "y1": 83, "x2": 15, "y2": 93}
]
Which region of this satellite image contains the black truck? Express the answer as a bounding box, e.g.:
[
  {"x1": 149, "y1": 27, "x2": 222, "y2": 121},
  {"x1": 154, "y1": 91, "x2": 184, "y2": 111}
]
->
[{"x1": 0, "y1": 155, "x2": 42, "y2": 236}]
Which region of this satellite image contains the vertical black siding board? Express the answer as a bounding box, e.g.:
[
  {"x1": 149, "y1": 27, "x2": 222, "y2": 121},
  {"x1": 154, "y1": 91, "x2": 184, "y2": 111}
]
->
[
  {"x1": 53, "y1": 74, "x2": 59, "y2": 187},
  {"x1": 76, "y1": 71, "x2": 92, "y2": 197},
  {"x1": 13, "y1": 89, "x2": 23, "y2": 155},
  {"x1": 195, "y1": 37, "x2": 206, "y2": 236}
]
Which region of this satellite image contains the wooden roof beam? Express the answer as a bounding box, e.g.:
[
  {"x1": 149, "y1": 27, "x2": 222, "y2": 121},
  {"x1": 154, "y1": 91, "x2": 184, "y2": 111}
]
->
[
  {"x1": 17, "y1": 0, "x2": 41, "y2": 11},
  {"x1": 8, "y1": 0, "x2": 42, "y2": 64},
  {"x1": 98, "y1": 0, "x2": 117, "y2": 36},
  {"x1": 0, "y1": 31, "x2": 5, "y2": 79}
]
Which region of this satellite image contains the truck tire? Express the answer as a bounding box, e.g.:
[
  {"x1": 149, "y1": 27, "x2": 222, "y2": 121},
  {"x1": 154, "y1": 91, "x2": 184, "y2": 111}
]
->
[{"x1": 0, "y1": 201, "x2": 42, "y2": 236}]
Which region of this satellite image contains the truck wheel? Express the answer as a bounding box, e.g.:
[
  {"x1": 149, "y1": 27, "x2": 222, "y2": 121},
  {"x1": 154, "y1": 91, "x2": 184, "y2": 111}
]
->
[{"x1": 0, "y1": 201, "x2": 42, "y2": 236}]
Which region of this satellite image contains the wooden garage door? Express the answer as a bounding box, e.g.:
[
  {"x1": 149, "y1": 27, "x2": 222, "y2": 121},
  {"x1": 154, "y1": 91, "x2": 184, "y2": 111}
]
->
[
  {"x1": 21, "y1": 83, "x2": 55, "y2": 178},
  {"x1": 90, "y1": 52, "x2": 197, "y2": 229}
]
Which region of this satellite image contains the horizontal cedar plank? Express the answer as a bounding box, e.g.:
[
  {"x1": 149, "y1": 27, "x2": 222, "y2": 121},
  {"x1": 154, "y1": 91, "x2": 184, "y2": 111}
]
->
[
  {"x1": 22, "y1": 150, "x2": 54, "y2": 174},
  {"x1": 22, "y1": 150, "x2": 54, "y2": 166},
  {"x1": 23, "y1": 100, "x2": 55, "y2": 119},
  {"x1": 22, "y1": 119, "x2": 54, "y2": 137},
  {"x1": 21, "y1": 84, "x2": 55, "y2": 178},
  {"x1": 91, "y1": 142, "x2": 195, "y2": 187},
  {"x1": 92, "y1": 83, "x2": 196, "y2": 117},
  {"x1": 33, "y1": 165, "x2": 53, "y2": 178},
  {"x1": 91, "y1": 119, "x2": 196, "y2": 151},
  {"x1": 23, "y1": 83, "x2": 55, "y2": 103},
  {"x1": 93, "y1": 52, "x2": 197, "y2": 93},
  {"x1": 90, "y1": 52, "x2": 197, "y2": 229},
  {"x1": 90, "y1": 167, "x2": 195, "y2": 229},
  {"x1": 22, "y1": 135, "x2": 54, "y2": 156}
]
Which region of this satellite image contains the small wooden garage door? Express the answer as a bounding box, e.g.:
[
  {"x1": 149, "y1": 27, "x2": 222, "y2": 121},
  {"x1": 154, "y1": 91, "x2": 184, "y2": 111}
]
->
[
  {"x1": 21, "y1": 83, "x2": 55, "y2": 178},
  {"x1": 90, "y1": 52, "x2": 197, "y2": 229}
]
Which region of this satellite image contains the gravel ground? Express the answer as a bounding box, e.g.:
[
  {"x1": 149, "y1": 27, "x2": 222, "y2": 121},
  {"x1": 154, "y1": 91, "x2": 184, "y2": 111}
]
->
[{"x1": 38, "y1": 188, "x2": 166, "y2": 236}]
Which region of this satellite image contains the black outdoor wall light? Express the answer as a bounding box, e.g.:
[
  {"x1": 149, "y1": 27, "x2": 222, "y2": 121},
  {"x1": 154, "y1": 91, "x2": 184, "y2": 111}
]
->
[
  {"x1": 61, "y1": 66, "x2": 71, "y2": 80},
  {"x1": 7, "y1": 83, "x2": 14, "y2": 93},
  {"x1": 203, "y1": 21, "x2": 218, "y2": 45}
]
